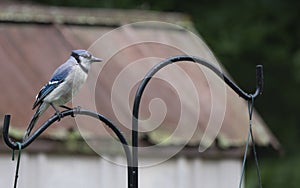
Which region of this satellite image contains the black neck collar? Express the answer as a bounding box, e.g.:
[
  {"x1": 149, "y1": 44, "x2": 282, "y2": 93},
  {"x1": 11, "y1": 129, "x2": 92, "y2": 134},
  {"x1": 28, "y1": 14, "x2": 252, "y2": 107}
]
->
[
  {"x1": 71, "y1": 52, "x2": 80, "y2": 63},
  {"x1": 78, "y1": 63, "x2": 88, "y2": 74}
]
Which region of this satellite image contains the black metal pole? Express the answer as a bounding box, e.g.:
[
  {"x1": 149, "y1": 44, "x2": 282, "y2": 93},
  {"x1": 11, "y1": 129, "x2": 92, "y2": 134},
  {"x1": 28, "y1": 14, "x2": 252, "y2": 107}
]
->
[
  {"x1": 131, "y1": 55, "x2": 263, "y2": 188},
  {"x1": 3, "y1": 108, "x2": 133, "y2": 188}
]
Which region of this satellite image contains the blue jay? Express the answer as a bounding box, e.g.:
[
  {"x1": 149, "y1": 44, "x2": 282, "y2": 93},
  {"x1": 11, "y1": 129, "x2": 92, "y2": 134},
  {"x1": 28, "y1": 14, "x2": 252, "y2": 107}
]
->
[{"x1": 23, "y1": 50, "x2": 102, "y2": 140}]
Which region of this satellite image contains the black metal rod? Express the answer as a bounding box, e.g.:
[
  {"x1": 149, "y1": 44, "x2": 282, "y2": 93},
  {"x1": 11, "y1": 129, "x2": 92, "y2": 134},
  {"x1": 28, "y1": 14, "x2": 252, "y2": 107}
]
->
[
  {"x1": 3, "y1": 108, "x2": 133, "y2": 188},
  {"x1": 131, "y1": 55, "x2": 263, "y2": 188}
]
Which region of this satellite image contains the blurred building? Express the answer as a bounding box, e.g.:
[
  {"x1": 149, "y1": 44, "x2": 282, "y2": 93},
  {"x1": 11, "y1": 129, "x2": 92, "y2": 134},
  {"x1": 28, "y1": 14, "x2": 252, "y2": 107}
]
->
[{"x1": 0, "y1": 2, "x2": 279, "y2": 188}]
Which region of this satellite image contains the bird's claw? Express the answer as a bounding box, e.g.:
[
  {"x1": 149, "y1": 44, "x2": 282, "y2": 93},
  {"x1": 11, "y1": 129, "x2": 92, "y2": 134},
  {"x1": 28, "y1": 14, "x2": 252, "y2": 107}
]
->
[
  {"x1": 56, "y1": 111, "x2": 63, "y2": 121},
  {"x1": 72, "y1": 106, "x2": 81, "y2": 117}
]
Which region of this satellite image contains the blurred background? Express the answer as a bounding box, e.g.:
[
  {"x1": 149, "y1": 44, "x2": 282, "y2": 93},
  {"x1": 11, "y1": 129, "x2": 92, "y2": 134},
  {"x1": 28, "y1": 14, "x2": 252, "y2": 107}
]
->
[{"x1": 1, "y1": 0, "x2": 300, "y2": 187}]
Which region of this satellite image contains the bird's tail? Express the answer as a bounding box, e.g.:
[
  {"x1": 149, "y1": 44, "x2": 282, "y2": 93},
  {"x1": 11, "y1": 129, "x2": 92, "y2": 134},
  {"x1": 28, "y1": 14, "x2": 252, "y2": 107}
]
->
[{"x1": 23, "y1": 103, "x2": 49, "y2": 141}]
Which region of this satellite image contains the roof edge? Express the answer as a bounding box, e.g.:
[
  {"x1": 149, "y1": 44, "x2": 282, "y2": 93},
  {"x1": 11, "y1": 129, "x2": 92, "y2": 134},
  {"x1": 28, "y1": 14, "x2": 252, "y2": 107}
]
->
[
  {"x1": 0, "y1": 136, "x2": 277, "y2": 159},
  {"x1": 0, "y1": 3, "x2": 193, "y2": 29}
]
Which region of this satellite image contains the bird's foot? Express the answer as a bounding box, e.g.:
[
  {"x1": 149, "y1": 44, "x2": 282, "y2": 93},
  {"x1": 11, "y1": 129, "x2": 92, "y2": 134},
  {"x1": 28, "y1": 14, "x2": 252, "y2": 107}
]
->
[
  {"x1": 50, "y1": 103, "x2": 63, "y2": 121},
  {"x1": 56, "y1": 111, "x2": 63, "y2": 121},
  {"x1": 60, "y1": 105, "x2": 81, "y2": 117},
  {"x1": 72, "y1": 106, "x2": 81, "y2": 117},
  {"x1": 60, "y1": 105, "x2": 73, "y2": 111},
  {"x1": 60, "y1": 105, "x2": 76, "y2": 117}
]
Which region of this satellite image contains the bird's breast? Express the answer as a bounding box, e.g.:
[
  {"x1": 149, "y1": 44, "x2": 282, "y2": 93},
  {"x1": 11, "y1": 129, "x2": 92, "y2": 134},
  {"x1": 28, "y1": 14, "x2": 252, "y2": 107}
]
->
[
  {"x1": 44, "y1": 66, "x2": 88, "y2": 105},
  {"x1": 71, "y1": 67, "x2": 88, "y2": 95}
]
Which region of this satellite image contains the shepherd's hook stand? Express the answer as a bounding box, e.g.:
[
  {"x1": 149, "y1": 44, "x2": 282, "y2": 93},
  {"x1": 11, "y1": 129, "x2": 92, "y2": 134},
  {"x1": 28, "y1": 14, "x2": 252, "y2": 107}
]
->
[
  {"x1": 3, "y1": 108, "x2": 133, "y2": 187},
  {"x1": 131, "y1": 55, "x2": 263, "y2": 188},
  {"x1": 3, "y1": 55, "x2": 263, "y2": 188}
]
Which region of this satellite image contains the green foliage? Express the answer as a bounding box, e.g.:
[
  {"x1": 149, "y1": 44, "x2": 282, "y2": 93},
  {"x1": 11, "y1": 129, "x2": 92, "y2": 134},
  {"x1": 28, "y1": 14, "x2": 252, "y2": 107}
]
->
[
  {"x1": 246, "y1": 155, "x2": 300, "y2": 188},
  {"x1": 26, "y1": 0, "x2": 300, "y2": 187}
]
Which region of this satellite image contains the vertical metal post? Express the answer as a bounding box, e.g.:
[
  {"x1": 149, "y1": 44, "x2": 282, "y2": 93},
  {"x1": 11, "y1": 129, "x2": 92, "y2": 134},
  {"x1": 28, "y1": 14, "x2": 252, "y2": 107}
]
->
[{"x1": 131, "y1": 55, "x2": 263, "y2": 188}]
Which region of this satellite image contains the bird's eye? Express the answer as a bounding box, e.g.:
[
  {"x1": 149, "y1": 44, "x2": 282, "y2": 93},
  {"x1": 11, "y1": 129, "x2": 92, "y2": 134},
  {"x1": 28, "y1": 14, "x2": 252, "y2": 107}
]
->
[{"x1": 82, "y1": 54, "x2": 92, "y2": 59}]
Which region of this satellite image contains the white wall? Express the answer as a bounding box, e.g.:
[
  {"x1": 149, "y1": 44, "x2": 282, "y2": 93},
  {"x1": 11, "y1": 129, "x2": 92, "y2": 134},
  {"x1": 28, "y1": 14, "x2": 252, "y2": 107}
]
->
[{"x1": 0, "y1": 153, "x2": 242, "y2": 188}]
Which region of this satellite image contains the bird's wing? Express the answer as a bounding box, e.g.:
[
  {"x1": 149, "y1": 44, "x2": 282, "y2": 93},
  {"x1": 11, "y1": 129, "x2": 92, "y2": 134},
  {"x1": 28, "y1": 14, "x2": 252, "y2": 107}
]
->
[
  {"x1": 32, "y1": 81, "x2": 62, "y2": 109},
  {"x1": 32, "y1": 59, "x2": 75, "y2": 109}
]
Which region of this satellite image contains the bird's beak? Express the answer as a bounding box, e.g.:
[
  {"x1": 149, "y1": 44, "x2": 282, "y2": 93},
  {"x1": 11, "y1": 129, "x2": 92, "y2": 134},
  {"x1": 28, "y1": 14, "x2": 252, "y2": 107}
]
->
[{"x1": 90, "y1": 56, "x2": 103, "y2": 63}]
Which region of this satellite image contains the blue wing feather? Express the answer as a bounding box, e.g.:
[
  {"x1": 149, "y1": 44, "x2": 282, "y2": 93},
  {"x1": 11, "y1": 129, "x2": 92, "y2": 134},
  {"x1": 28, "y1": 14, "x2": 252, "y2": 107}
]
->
[
  {"x1": 32, "y1": 58, "x2": 75, "y2": 109},
  {"x1": 50, "y1": 62, "x2": 73, "y2": 82},
  {"x1": 32, "y1": 81, "x2": 62, "y2": 109}
]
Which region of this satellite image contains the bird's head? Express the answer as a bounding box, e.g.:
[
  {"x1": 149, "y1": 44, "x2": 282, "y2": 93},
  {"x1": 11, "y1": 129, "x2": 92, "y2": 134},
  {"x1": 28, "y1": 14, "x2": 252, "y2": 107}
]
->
[{"x1": 71, "y1": 50, "x2": 103, "y2": 67}]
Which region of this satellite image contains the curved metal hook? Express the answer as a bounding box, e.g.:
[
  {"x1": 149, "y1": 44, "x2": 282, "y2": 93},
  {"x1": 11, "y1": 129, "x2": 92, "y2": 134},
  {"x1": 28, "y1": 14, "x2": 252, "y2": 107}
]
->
[
  {"x1": 3, "y1": 108, "x2": 133, "y2": 187},
  {"x1": 131, "y1": 55, "x2": 264, "y2": 188}
]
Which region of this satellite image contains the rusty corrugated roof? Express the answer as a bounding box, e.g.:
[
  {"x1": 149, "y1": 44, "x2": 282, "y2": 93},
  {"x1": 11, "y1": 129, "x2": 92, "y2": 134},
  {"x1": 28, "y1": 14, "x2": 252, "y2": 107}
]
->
[
  {"x1": 0, "y1": 3, "x2": 192, "y2": 28},
  {"x1": 0, "y1": 3, "x2": 280, "y2": 153}
]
